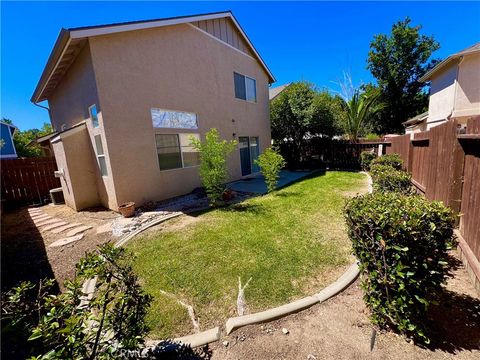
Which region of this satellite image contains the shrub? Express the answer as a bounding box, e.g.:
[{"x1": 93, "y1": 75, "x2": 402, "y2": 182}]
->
[
  {"x1": 371, "y1": 153, "x2": 403, "y2": 170},
  {"x1": 255, "y1": 147, "x2": 286, "y2": 192},
  {"x1": 370, "y1": 164, "x2": 412, "y2": 194},
  {"x1": 190, "y1": 129, "x2": 237, "y2": 205},
  {"x1": 2, "y1": 244, "x2": 152, "y2": 359},
  {"x1": 360, "y1": 151, "x2": 377, "y2": 171},
  {"x1": 344, "y1": 192, "x2": 455, "y2": 343}
]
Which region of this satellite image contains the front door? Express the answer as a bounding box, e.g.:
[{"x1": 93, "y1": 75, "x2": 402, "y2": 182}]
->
[{"x1": 239, "y1": 136, "x2": 260, "y2": 176}]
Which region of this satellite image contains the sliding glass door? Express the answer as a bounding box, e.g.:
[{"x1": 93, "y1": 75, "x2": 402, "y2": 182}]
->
[{"x1": 239, "y1": 136, "x2": 260, "y2": 176}]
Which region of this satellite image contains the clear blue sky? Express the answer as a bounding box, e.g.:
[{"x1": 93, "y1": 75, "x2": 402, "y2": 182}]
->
[{"x1": 1, "y1": 1, "x2": 479, "y2": 130}]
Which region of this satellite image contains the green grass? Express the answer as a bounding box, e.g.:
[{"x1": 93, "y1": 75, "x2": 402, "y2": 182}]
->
[{"x1": 128, "y1": 171, "x2": 367, "y2": 338}]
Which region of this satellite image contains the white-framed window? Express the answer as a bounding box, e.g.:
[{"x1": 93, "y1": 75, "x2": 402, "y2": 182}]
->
[
  {"x1": 155, "y1": 133, "x2": 200, "y2": 171},
  {"x1": 234, "y1": 72, "x2": 256, "y2": 102},
  {"x1": 94, "y1": 134, "x2": 108, "y2": 176},
  {"x1": 89, "y1": 104, "x2": 99, "y2": 128},
  {"x1": 151, "y1": 108, "x2": 198, "y2": 129}
]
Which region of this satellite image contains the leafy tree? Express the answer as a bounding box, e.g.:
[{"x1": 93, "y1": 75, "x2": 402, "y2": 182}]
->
[
  {"x1": 270, "y1": 82, "x2": 344, "y2": 165},
  {"x1": 367, "y1": 18, "x2": 440, "y2": 133},
  {"x1": 190, "y1": 128, "x2": 237, "y2": 205},
  {"x1": 340, "y1": 90, "x2": 385, "y2": 142},
  {"x1": 254, "y1": 147, "x2": 286, "y2": 192},
  {"x1": 2, "y1": 118, "x2": 53, "y2": 157}
]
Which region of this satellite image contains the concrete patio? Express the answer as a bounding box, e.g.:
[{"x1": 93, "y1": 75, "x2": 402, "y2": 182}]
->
[{"x1": 227, "y1": 170, "x2": 311, "y2": 194}]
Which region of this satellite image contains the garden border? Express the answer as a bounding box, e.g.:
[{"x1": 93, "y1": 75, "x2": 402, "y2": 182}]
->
[{"x1": 121, "y1": 171, "x2": 372, "y2": 348}]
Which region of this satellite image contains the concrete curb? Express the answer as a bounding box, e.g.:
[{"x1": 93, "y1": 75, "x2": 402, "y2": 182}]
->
[
  {"x1": 173, "y1": 327, "x2": 221, "y2": 348},
  {"x1": 225, "y1": 261, "x2": 360, "y2": 334}
]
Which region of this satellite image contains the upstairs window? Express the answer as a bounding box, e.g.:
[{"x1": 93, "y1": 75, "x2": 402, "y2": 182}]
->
[
  {"x1": 89, "y1": 105, "x2": 99, "y2": 128},
  {"x1": 234, "y1": 72, "x2": 256, "y2": 102}
]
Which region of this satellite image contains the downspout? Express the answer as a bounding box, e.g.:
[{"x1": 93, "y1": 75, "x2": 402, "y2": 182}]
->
[{"x1": 33, "y1": 101, "x2": 55, "y2": 131}]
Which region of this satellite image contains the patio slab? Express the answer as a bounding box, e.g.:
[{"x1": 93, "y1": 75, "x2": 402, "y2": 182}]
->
[{"x1": 227, "y1": 170, "x2": 311, "y2": 194}]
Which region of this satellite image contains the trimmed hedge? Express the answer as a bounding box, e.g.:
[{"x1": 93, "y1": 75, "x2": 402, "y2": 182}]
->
[
  {"x1": 360, "y1": 151, "x2": 377, "y2": 171},
  {"x1": 370, "y1": 164, "x2": 412, "y2": 194},
  {"x1": 344, "y1": 192, "x2": 455, "y2": 343},
  {"x1": 371, "y1": 153, "x2": 403, "y2": 170}
]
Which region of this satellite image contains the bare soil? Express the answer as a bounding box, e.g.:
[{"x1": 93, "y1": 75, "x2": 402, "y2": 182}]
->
[
  {"x1": 1, "y1": 205, "x2": 117, "y2": 291},
  {"x1": 211, "y1": 253, "x2": 480, "y2": 360}
]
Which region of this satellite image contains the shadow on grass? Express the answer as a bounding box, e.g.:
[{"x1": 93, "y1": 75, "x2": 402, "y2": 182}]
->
[
  {"x1": 148, "y1": 340, "x2": 212, "y2": 359},
  {"x1": 424, "y1": 255, "x2": 480, "y2": 353}
]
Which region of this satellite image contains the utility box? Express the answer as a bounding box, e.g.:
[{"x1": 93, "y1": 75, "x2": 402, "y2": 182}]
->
[{"x1": 49, "y1": 187, "x2": 65, "y2": 205}]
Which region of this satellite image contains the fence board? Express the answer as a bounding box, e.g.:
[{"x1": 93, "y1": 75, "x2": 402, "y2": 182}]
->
[
  {"x1": 386, "y1": 134, "x2": 411, "y2": 171},
  {"x1": 1, "y1": 157, "x2": 60, "y2": 205}
]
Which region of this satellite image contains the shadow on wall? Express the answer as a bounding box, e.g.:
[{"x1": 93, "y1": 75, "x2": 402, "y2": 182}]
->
[
  {"x1": 0, "y1": 207, "x2": 58, "y2": 293},
  {"x1": 425, "y1": 254, "x2": 480, "y2": 353}
]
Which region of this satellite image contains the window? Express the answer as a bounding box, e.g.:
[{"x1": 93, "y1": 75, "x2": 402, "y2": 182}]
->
[
  {"x1": 155, "y1": 133, "x2": 200, "y2": 171},
  {"x1": 234, "y1": 72, "x2": 256, "y2": 102},
  {"x1": 89, "y1": 105, "x2": 99, "y2": 128},
  {"x1": 94, "y1": 135, "x2": 108, "y2": 176},
  {"x1": 151, "y1": 109, "x2": 198, "y2": 129}
]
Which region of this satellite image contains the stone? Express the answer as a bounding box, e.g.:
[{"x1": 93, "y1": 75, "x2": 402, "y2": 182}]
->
[
  {"x1": 282, "y1": 328, "x2": 289, "y2": 335},
  {"x1": 51, "y1": 223, "x2": 82, "y2": 234},
  {"x1": 42, "y1": 221, "x2": 68, "y2": 231},
  {"x1": 307, "y1": 355, "x2": 317, "y2": 360},
  {"x1": 36, "y1": 218, "x2": 62, "y2": 227},
  {"x1": 49, "y1": 234, "x2": 84, "y2": 247},
  {"x1": 32, "y1": 215, "x2": 51, "y2": 223},
  {"x1": 223, "y1": 340, "x2": 229, "y2": 347},
  {"x1": 95, "y1": 222, "x2": 112, "y2": 234},
  {"x1": 66, "y1": 225, "x2": 92, "y2": 237}
]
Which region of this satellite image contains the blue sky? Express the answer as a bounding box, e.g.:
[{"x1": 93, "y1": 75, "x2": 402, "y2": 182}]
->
[{"x1": 1, "y1": 1, "x2": 479, "y2": 130}]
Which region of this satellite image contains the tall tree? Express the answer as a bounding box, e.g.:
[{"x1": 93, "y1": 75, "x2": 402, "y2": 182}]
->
[{"x1": 367, "y1": 18, "x2": 440, "y2": 133}]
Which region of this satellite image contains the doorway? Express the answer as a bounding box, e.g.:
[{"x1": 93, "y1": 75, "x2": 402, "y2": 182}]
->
[{"x1": 239, "y1": 136, "x2": 260, "y2": 176}]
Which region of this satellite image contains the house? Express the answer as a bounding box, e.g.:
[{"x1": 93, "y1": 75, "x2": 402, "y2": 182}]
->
[
  {"x1": 31, "y1": 11, "x2": 275, "y2": 211},
  {"x1": 0, "y1": 121, "x2": 18, "y2": 159},
  {"x1": 269, "y1": 83, "x2": 290, "y2": 101},
  {"x1": 402, "y1": 111, "x2": 428, "y2": 137},
  {"x1": 419, "y1": 42, "x2": 480, "y2": 130}
]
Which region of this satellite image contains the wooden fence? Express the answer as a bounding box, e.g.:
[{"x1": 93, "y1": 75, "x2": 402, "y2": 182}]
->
[
  {"x1": 1, "y1": 157, "x2": 60, "y2": 206},
  {"x1": 386, "y1": 118, "x2": 480, "y2": 268}
]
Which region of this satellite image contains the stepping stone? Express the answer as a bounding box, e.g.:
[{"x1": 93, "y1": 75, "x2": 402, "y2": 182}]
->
[
  {"x1": 33, "y1": 215, "x2": 52, "y2": 223},
  {"x1": 31, "y1": 213, "x2": 45, "y2": 218},
  {"x1": 42, "y1": 221, "x2": 68, "y2": 231},
  {"x1": 66, "y1": 225, "x2": 92, "y2": 237},
  {"x1": 96, "y1": 222, "x2": 112, "y2": 234},
  {"x1": 49, "y1": 234, "x2": 84, "y2": 248},
  {"x1": 37, "y1": 218, "x2": 62, "y2": 227},
  {"x1": 30, "y1": 211, "x2": 44, "y2": 217},
  {"x1": 28, "y1": 208, "x2": 43, "y2": 214},
  {"x1": 50, "y1": 223, "x2": 82, "y2": 234}
]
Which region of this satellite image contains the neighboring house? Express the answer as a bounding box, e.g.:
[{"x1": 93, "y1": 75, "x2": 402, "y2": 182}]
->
[
  {"x1": 402, "y1": 111, "x2": 428, "y2": 137},
  {"x1": 419, "y1": 42, "x2": 480, "y2": 130},
  {"x1": 0, "y1": 121, "x2": 18, "y2": 159},
  {"x1": 269, "y1": 83, "x2": 290, "y2": 101},
  {"x1": 31, "y1": 11, "x2": 275, "y2": 211}
]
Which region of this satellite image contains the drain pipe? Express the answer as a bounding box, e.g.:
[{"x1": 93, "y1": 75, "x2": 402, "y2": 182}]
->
[{"x1": 33, "y1": 102, "x2": 54, "y2": 129}]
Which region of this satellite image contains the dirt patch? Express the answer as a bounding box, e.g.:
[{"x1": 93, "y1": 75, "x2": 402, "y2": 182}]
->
[{"x1": 211, "y1": 252, "x2": 479, "y2": 360}]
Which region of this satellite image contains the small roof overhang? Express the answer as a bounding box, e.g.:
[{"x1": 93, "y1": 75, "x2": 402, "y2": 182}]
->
[
  {"x1": 402, "y1": 111, "x2": 428, "y2": 127},
  {"x1": 419, "y1": 42, "x2": 480, "y2": 82},
  {"x1": 50, "y1": 122, "x2": 86, "y2": 144},
  {"x1": 31, "y1": 11, "x2": 275, "y2": 103}
]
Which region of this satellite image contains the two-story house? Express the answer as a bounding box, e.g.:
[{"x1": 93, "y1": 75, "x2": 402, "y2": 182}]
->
[
  {"x1": 405, "y1": 42, "x2": 480, "y2": 135},
  {"x1": 31, "y1": 11, "x2": 275, "y2": 211}
]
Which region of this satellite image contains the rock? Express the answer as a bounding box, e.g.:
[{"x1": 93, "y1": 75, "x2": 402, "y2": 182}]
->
[
  {"x1": 282, "y1": 328, "x2": 289, "y2": 335},
  {"x1": 307, "y1": 355, "x2": 317, "y2": 360},
  {"x1": 223, "y1": 340, "x2": 229, "y2": 347},
  {"x1": 239, "y1": 335, "x2": 246, "y2": 342}
]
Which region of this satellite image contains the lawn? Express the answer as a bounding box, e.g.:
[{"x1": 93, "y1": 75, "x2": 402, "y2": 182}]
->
[{"x1": 128, "y1": 171, "x2": 367, "y2": 338}]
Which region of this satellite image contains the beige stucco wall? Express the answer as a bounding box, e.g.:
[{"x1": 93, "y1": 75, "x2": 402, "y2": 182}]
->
[
  {"x1": 47, "y1": 43, "x2": 118, "y2": 210},
  {"x1": 427, "y1": 63, "x2": 457, "y2": 130},
  {"x1": 454, "y1": 53, "x2": 480, "y2": 119},
  {"x1": 51, "y1": 127, "x2": 100, "y2": 210},
  {"x1": 88, "y1": 23, "x2": 271, "y2": 207}
]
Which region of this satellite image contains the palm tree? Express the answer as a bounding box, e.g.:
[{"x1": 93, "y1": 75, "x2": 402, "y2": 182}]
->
[{"x1": 341, "y1": 90, "x2": 384, "y2": 142}]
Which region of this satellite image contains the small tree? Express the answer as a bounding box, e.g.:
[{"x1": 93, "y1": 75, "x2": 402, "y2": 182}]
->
[
  {"x1": 191, "y1": 128, "x2": 237, "y2": 205},
  {"x1": 255, "y1": 147, "x2": 286, "y2": 193}
]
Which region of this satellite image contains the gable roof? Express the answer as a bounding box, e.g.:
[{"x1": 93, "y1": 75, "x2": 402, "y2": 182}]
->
[
  {"x1": 32, "y1": 11, "x2": 275, "y2": 103},
  {"x1": 419, "y1": 42, "x2": 480, "y2": 82},
  {"x1": 269, "y1": 83, "x2": 291, "y2": 100},
  {"x1": 0, "y1": 121, "x2": 18, "y2": 135},
  {"x1": 402, "y1": 111, "x2": 428, "y2": 127}
]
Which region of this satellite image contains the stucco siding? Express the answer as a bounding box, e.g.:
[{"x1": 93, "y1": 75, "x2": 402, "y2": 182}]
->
[
  {"x1": 454, "y1": 53, "x2": 480, "y2": 118},
  {"x1": 89, "y1": 23, "x2": 271, "y2": 207},
  {"x1": 427, "y1": 64, "x2": 457, "y2": 128}
]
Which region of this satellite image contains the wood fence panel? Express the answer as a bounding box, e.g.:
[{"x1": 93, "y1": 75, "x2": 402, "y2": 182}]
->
[
  {"x1": 386, "y1": 134, "x2": 411, "y2": 170},
  {"x1": 1, "y1": 157, "x2": 60, "y2": 205},
  {"x1": 459, "y1": 118, "x2": 480, "y2": 261},
  {"x1": 410, "y1": 131, "x2": 430, "y2": 192}
]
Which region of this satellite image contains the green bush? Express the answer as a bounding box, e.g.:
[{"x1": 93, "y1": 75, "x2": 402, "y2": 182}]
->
[
  {"x1": 255, "y1": 147, "x2": 286, "y2": 192},
  {"x1": 191, "y1": 128, "x2": 237, "y2": 205},
  {"x1": 371, "y1": 153, "x2": 403, "y2": 170},
  {"x1": 1, "y1": 244, "x2": 152, "y2": 359},
  {"x1": 360, "y1": 151, "x2": 377, "y2": 171},
  {"x1": 370, "y1": 164, "x2": 412, "y2": 194},
  {"x1": 344, "y1": 192, "x2": 455, "y2": 343}
]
